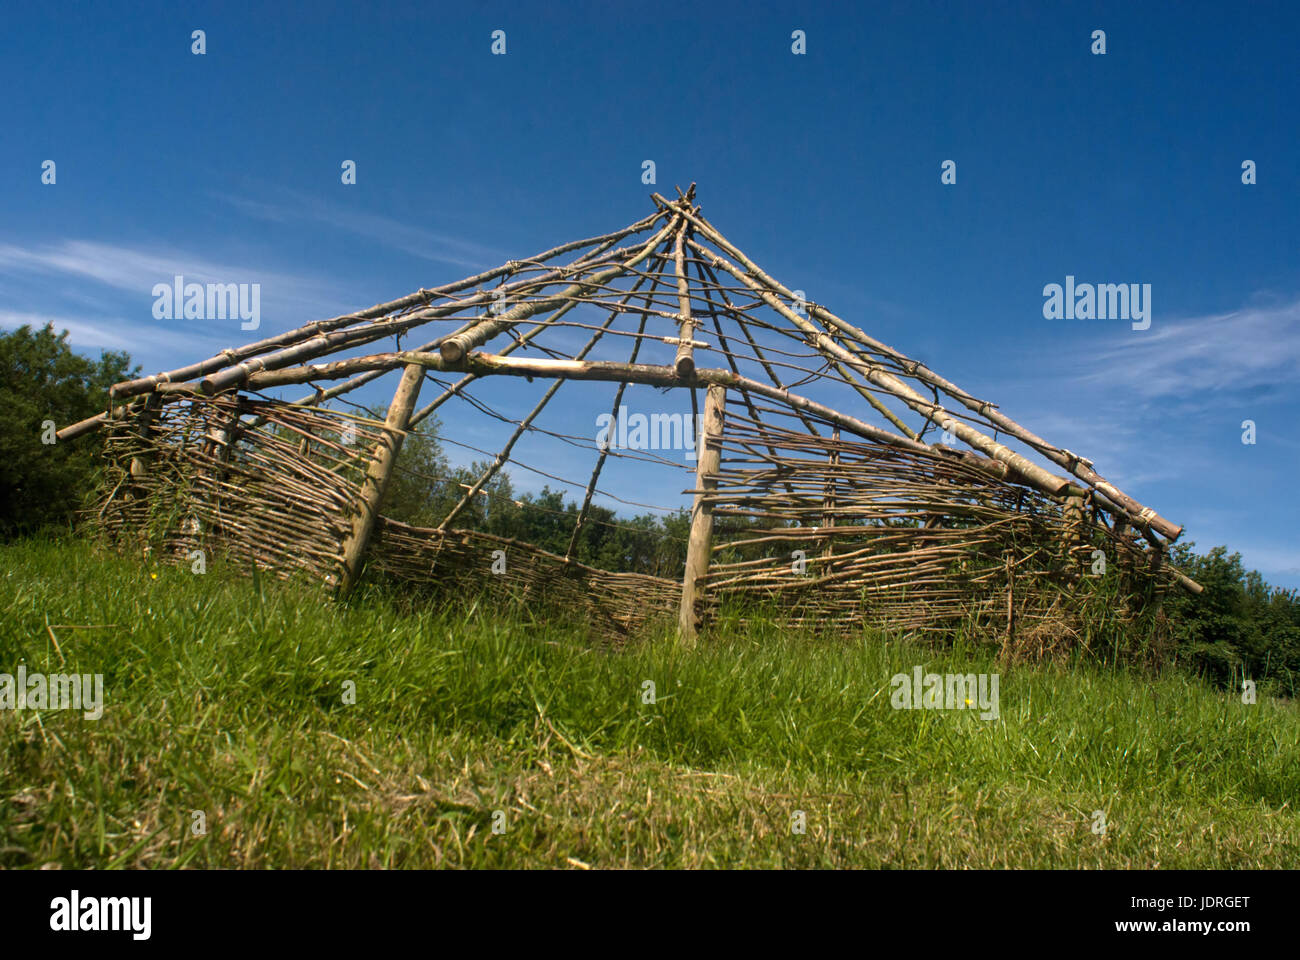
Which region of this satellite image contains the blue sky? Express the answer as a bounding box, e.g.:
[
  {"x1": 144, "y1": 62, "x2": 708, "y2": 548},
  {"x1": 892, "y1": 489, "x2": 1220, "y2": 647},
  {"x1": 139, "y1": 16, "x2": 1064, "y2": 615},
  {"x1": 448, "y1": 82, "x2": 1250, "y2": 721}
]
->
[{"x1": 2, "y1": 1, "x2": 1297, "y2": 585}]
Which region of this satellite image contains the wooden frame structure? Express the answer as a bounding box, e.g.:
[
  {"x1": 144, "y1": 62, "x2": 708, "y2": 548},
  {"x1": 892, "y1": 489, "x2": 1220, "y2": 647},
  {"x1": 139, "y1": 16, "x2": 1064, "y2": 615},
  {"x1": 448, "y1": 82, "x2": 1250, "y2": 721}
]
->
[{"x1": 68, "y1": 187, "x2": 1201, "y2": 643}]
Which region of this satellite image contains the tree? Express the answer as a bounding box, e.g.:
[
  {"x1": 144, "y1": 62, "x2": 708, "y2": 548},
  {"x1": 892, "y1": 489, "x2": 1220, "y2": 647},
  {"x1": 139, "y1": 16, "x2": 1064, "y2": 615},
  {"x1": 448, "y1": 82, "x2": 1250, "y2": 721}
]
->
[
  {"x1": 0, "y1": 324, "x2": 138, "y2": 537},
  {"x1": 383, "y1": 414, "x2": 452, "y2": 525},
  {"x1": 1165, "y1": 541, "x2": 1300, "y2": 691},
  {"x1": 381, "y1": 414, "x2": 521, "y2": 532}
]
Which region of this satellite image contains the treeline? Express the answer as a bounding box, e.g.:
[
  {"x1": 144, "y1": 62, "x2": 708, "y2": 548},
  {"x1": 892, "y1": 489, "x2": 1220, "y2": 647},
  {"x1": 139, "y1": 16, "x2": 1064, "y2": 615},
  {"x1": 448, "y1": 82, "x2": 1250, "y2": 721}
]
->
[
  {"x1": 382, "y1": 415, "x2": 692, "y2": 579},
  {"x1": 1165, "y1": 543, "x2": 1300, "y2": 694},
  {"x1": 384, "y1": 412, "x2": 1300, "y2": 693}
]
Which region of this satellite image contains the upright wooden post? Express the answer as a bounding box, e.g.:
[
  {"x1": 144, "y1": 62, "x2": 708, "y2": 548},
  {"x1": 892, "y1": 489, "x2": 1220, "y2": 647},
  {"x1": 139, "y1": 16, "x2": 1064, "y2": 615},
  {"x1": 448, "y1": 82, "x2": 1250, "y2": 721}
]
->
[
  {"x1": 821, "y1": 427, "x2": 839, "y2": 560},
  {"x1": 298, "y1": 388, "x2": 325, "y2": 458},
  {"x1": 126, "y1": 393, "x2": 163, "y2": 501},
  {"x1": 204, "y1": 399, "x2": 244, "y2": 479},
  {"x1": 1062, "y1": 491, "x2": 1085, "y2": 570},
  {"x1": 189, "y1": 399, "x2": 242, "y2": 547},
  {"x1": 335, "y1": 363, "x2": 425, "y2": 595},
  {"x1": 123, "y1": 393, "x2": 162, "y2": 558},
  {"x1": 679, "y1": 384, "x2": 726, "y2": 642},
  {"x1": 1003, "y1": 552, "x2": 1015, "y2": 654}
]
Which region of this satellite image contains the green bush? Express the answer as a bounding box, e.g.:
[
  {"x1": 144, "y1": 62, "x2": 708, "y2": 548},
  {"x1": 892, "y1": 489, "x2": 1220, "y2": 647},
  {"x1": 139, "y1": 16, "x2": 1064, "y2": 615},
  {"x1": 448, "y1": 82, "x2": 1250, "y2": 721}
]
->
[
  {"x1": 1167, "y1": 543, "x2": 1300, "y2": 694},
  {"x1": 0, "y1": 324, "x2": 138, "y2": 538}
]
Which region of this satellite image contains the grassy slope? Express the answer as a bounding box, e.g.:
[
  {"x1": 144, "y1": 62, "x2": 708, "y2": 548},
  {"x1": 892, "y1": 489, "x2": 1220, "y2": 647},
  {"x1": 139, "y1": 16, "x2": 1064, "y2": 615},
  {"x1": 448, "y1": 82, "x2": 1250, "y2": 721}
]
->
[{"x1": 1, "y1": 539, "x2": 1297, "y2": 868}]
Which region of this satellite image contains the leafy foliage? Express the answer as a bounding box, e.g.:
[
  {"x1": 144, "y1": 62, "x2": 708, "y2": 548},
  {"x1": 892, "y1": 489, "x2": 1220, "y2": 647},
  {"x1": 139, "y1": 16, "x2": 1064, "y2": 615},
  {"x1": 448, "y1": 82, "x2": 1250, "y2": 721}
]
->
[
  {"x1": 382, "y1": 415, "x2": 690, "y2": 576},
  {"x1": 0, "y1": 324, "x2": 139, "y2": 538},
  {"x1": 1166, "y1": 542, "x2": 1300, "y2": 694}
]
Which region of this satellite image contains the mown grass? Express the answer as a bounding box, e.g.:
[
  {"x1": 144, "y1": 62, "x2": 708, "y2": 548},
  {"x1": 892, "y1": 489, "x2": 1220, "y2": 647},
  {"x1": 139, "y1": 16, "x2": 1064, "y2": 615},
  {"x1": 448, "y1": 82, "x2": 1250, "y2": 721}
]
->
[{"x1": 1, "y1": 538, "x2": 1297, "y2": 868}]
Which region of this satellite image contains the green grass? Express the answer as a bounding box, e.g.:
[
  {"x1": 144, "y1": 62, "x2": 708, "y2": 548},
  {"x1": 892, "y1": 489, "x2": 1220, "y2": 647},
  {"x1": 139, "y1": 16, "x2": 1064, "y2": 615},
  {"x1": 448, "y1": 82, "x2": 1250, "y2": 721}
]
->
[{"x1": 1, "y1": 538, "x2": 1297, "y2": 868}]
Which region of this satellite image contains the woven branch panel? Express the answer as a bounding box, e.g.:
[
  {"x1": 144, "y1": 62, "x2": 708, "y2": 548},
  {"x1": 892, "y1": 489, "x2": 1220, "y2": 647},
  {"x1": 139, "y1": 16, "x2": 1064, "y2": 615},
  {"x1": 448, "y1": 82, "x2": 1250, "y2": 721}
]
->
[
  {"x1": 694, "y1": 398, "x2": 1175, "y2": 636},
  {"x1": 92, "y1": 395, "x2": 681, "y2": 641},
  {"x1": 90, "y1": 392, "x2": 1174, "y2": 644}
]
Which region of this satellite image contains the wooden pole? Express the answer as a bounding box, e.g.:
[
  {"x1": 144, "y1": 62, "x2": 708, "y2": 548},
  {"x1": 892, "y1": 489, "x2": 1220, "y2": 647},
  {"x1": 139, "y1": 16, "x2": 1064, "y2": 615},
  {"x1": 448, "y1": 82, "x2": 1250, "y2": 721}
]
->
[
  {"x1": 1062, "y1": 492, "x2": 1085, "y2": 570},
  {"x1": 1004, "y1": 553, "x2": 1015, "y2": 651},
  {"x1": 669, "y1": 200, "x2": 1184, "y2": 540},
  {"x1": 679, "y1": 384, "x2": 726, "y2": 642},
  {"x1": 195, "y1": 399, "x2": 243, "y2": 541},
  {"x1": 671, "y1": 221, "x2": 696, "y2": 378},
  {"x1": 438, "y1": 216, "x2": 680, "y2": 364},
  {"x1": 335, "y1": 363, "x2": 425, "y2": 595},
  {"x1": 686, "y1": 236, "x2": 1070, "y2": 496},
  {"x1": 437, "y1": 307, "x2": 619, "y2": 531},
  {"x1": 296, "y1": 390, "x2": 324, "y2": 459},
  {"x1": 263, "y1": 225, "x2": 659, "y2": 423},
  {"x1": 565, "y1": 297, "x2": 658, "y2": 559},
  {"x1": 126, "y1": 393, "x2": 163, "y2": 501},
  {"x1": 248, "y1": 348, "x2": 1033, "y2": 486},
  {"x1": 196, "y1": 218, "x2": 676, "y2": 400},
  {"x1": 105, "y1": 208, "x2": 670, "y2": 404},
  {"x1": 822, "y1": 427, "x2": 839, "y2": 560}
]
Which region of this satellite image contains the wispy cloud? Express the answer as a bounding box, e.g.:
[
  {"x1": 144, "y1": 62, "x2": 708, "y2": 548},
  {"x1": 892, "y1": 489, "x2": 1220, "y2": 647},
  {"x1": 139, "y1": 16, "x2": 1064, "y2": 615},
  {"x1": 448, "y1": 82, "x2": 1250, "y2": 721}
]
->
[
  {"x1": 984, "y1": 295, "x2": 1300, "y2": 488},
  {"x1": 0, "y1": 239, "x2": 335, "y2": 315},
  {"x1": 0, "y1": 311, "x2": 134, "y2": 350},
  {"x1": 217, "y1": 190, "x2": 507, "y2": 270},
  {"x1": 0, "y1": 310, "x2": 228, "y2": 356},
  {"x1": 0, "y1": 238, "x2": 350, "y2": 372},
  {"x1": 1078, "y1": 298, "x2": 1300, "y2": 401}
]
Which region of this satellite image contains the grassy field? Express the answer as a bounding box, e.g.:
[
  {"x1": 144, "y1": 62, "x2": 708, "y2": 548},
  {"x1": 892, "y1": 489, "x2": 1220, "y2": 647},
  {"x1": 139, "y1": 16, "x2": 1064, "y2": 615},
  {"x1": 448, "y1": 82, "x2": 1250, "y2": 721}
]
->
[{"x1": 1, "y1": 538, "x2": 1297, "y2": 869}]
